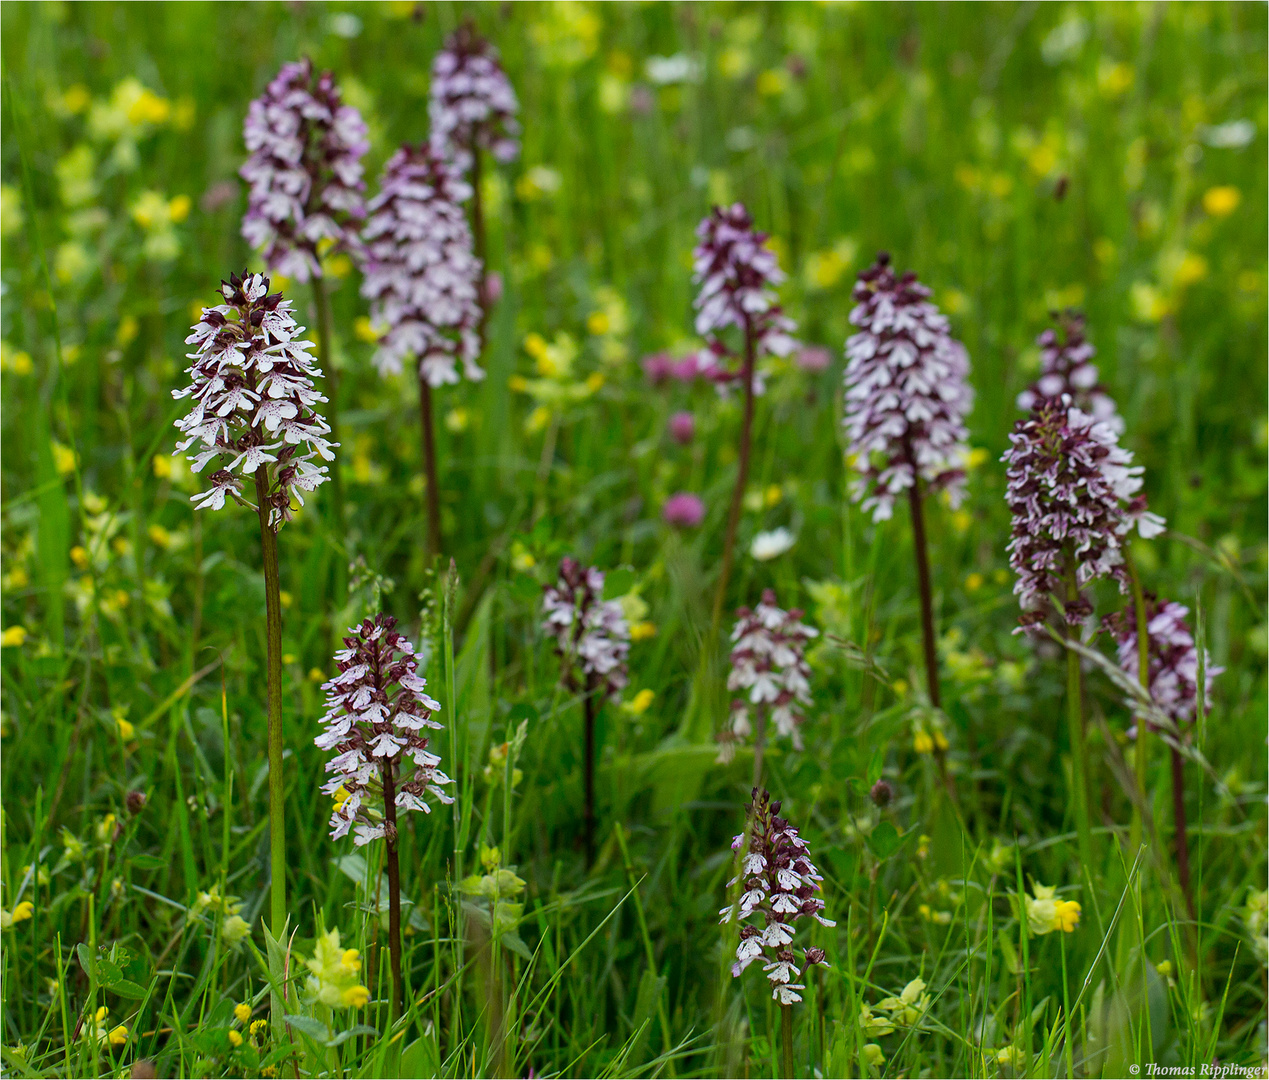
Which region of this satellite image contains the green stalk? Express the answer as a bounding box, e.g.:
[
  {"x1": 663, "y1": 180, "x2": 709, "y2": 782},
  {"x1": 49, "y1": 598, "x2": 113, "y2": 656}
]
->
[
  {"x1": 311, "y1": 274, "x2": 346, "y2": 608},
  {"x1": 1126, "y1": 554, "x2": 1151, "y2": 851},
  {"x1": 380, "y1": 758, "x2": 404, "y2": 1021},
  {"x1": 1063, "y1": 562, "x2": 1093, "y2": 872},
  {"x1": 781, "y1": 1002, "x2": 794, "y2": 1079},
  {"x1": 254, "y1": 467, "x2": 287, "y2": 938},
  {"x1": 711, "y1": 323, "x2": 757, "y2": 635},
  {"x1": 751, "y1": 704, "x2": 768, "y2": 791},
  {"x1": 419, "y1": 376, "x2": 443, "y2": 561}
]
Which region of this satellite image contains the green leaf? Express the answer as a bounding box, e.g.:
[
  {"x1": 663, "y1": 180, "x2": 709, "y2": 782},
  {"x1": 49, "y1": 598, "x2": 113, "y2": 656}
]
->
[
  {"x1": 326, "y1": 1024, "x2": 378, "y2": 1048},
  {"x1": 602, "y1": 567, "x2": 636, "y2": 599},
  {"x1": 400, "y1": 1035, "x2": 440, "y2": 1079},
  {"x1": 282, "y1": 1014, "x2": 330, "y2": 1042},
  {"x1": 866, "y1": 821, "x2": 903, "y2": 860},
  {"x1": 866, "y1": 745, "x2": 885, "y2": 784},
  {"x1": 76, "y1": 943, "x2": 95, "y2": 980},
  {"x1": 511, "y1": 574, "x2": 541, "y2": 602},
  {"x1": 131, "y1": 854, "x2": 166, "y2": 871},
  {"x1": 499, "y1": 930, "x2": 534, "y2": 961}
]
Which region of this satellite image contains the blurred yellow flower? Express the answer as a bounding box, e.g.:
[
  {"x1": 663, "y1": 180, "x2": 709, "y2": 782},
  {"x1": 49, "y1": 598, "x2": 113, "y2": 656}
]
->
[
  {"x1": 70, "y1": 546, "x2": 89, "y2": 569},
  {"x1": 629, "y1": 621, "x2": 657, "y2": 642},
  {"x1": 508, "y1": 373, "x2": 529, "y2": 393},
  {"x1": 1203, "y1": 185, "x2": 1241, "y2": 217},
  {"x1": 152, "y1": 454, "x2": 173, "y2": 479},
  {"x1": 525, "y1": 406, "x2": 551, "y2": 435},
  {"x1": 117, "y1": 716, "x2": 135, "y2": 740},
  {"x1": 516, "y1": 165, "x2": 563, "y2": 201},
  {"x1": 1025, "y1": 882, "x2": 1081, "y2": 934},
  {"x1": 228, "y1": 1029, "x2": 243, "y2": 1048},
  {"x1": 52, "y1": 442, "x2": 77, "y2": 475},
  {"x1": 116, "y1": 315, "x2": 140, "y2": 348},
  {"x1": 168, "y1": 194, "x2": 191, "y2": 222},
  {"x1": 1, "y1": 901, "x2": 34, "y2": 929},
  {"x1": 55, "y1": 241, "x2": 93, "y2": 283},
  {"x1": 63, "y1": 84, "x2": 91, "y2": 114},
  {"x1": 951, "y1": 509, "x2": 971, "y2": 534},
  {"x1": 523, "y1": 332, "x2": 548, "y2": 359},
  {"x1": 0, "y1": 343, "x2": 33, "y2": 375},
  {"x1": 1129, "y1": 282, "x2": 1169, "y2": 323},
  {"x1": 445, "y1": 407, "x2": 470, "y2": 433},
  {"x1": 147, "y1": 524, "x2": 171, "y2": 548},
  {"x1": 764, "y1": 484, "x2": 782, "y2": 507},
  {"x1": 586, "y1": 310, "x2": 610, "y2": 336},
  {"x1": 756, "y1": 68, "x2": 788, "y2": 97},
  {"x1": 966, "y1": 572, "x2": 984, "y2": 592},
  {"x1": 325, "y1": 253, "x2": 353, "y2": 279},
  {"x1": 279, "y1": 591, "x2": 293, "y2": 610},
  {"x1": 308, "y1": 667, "x2": 325, "y2": 683},
  {"x1": 625, "y1": 689, "x2": 655, "y2": 715},
  {"x1": 1098, "y1": 60, "x2": 1134, "y2": 97},
  {"x1": 304, "y1": 928, "x2": 370, "y2": 1009},
  {"x1": 913, "y1": 730, "x2": 934, "y2": 754},
  {"x1": 354, "y1": 316, "x2": 379, "y2": 343},
  {"x1": 862, "y1": 1043, "x2": 886, "y2": 1068},
  {"x1": 233, "y1": 1003, "x2": 251, "y2": 1025},
  {"x1": 585, "y1": 372, "x2": 604, "y2": 392}
]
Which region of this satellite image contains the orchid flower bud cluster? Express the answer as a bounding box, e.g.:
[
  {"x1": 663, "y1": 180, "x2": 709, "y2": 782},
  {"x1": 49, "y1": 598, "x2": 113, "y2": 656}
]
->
[
  {"x1": 841, "y1": 253, "x2": 974, "y2": 522},
  {"x1": 428, "y1": 23, "x2": 521, "y2": 174},
  {"x1": 541, "y1": 558, "x2": 630, "y2": 700},
  {"x1": 1107, "y1": 598, "x2": 1222, "y2": 732},
  {"x1": 691, "y1": 203, "x2": 798, "y2": 393},
  {"x1": 361, "y1": 144, "x2": 485, "y2": 387},
  {"x1": 1017, "y1": 310, "x2": 1122, "y2": 433},
  {"x1": 173, "y1": 271, "x2": 335, "y2": 529},
  {"x1": 720, "y1": 590, "x2": 818, "y2": 760},
  {"x1": 316, "y1": 614, "x2": 453, "y2": 845},
  {"x1": 1003, "y1": 396, "x2": 1166, "y2": 628},
  {"x1": 720, "y1": 788, "x2": 834, "y2": 1005},
  {"x1": 240, "y1": 58, "x2": 369, "y2": 282}
]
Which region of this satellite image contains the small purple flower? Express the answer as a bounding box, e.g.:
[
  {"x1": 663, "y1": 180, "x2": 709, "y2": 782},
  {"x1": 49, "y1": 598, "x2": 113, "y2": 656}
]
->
[
  {"x1": 841, "y1": 253, "x2": 973, "y2": 522},
  {"x1": 668, "y1": 411, "x2": 695, "y2": 445},
  {"x1": 1003, "y1": 397, "x2": 1166, "y2": 627},
  {"x1": 722, "y1": 590, "x2": 818, "y2": 755},
  {"x1": 795, "y1": 345, "x2": 832, "y2": 374},
  {"x1": 316, "y1": 614, "x2": 453, "y2": 845},
  {"x1": 663, "y1": 492, "x2": 705, "y2": 529},
  {"x1": 720, "y1": 788, "x2": 833, "y2": 1005},
  {"x1": 692, "y1": 203, "x2": 798, "y2": 394},
  {"x1": 542, "y1": 558, "x2": 630, "y2": 699},
  {"x1": 361, "y1": 143, "x2": 484, "y2": 387},
  {"x1": 1018, "y1": 310, "x2": 1122, "y2": 433},
  {"x1": 240, "y1": 58, "x2": 369, "y2": 283},
  {"x1": 173, "y1": 271, "x2": 336, "y2": 530},
  {"x1": 642, "y1": 352, "x2": 675, "y2": 386},
  {"x1": 428, "y1": 22, "x2": 520, "y2": 175},
  {"x1": 1107, "y1": 598, "x2": 1222, "y2": 732}
]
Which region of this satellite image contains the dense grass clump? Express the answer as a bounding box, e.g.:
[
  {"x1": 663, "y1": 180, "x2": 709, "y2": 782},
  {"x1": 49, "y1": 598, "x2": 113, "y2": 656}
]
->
[{"x1": 1, "y1": 4, "x2": 1265, "y2": 1078}]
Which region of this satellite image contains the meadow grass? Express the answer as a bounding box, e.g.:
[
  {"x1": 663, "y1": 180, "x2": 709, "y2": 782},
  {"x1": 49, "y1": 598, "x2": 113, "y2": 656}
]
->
[{"x1": 0, "y1": 3, "x2": 1265, "y2": 1077}]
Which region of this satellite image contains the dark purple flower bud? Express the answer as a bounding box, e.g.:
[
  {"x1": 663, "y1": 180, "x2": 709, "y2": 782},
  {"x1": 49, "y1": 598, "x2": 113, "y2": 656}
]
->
[
  {"x1": 240, "y1": 59, "x2": 369, "y2": 283},
  {"x1": 725, "y1": 590, "x2": 818, "y2": 754},
  {"x1": 1002, "y1": 396, "x2": 1164, "y2": 626},
  {"x1": 869, "y1": 778, "x2": 894, "y2": 808},
  {"x1": 125, "y1": 790, "x2": 148, "y2": 815},
  {"x1": 1018, "y1": 310, "x2": 1122, "y2": 433},
  {"x1": 668, "y1": 411, "x2": 695, "y2": 445},
  {"x1": 361, "y1": 144, "x2": 484, "y2": 387},
  {"x1": 662, "y1": 492, "x2": 705, "y2": 529},
  {"x1": 642, "y1": 351, "x2": 674, "y2": 385},
  {"x1": 316, "y1": 614, "x2": 452, "y2": 845},
  {"x1": 173, "y1": 271, "x2": 336, "y2": 530},
  {"x1": 1107, "y1": 598, "x2": 1222, "y2": 731},
  {"x1": 720, "y1": 788, "x2": 834, "y2": 1005},
  {"x1": 428, "y1": 22, "x2": 520, "y2": 175},
  {"x1": 692, "y1": 203, "x2": 798, "y2": 394},
  {"x1": 542, "y1": 560, "x2": 630, "y2": 699},
  {"x1": 842, "y1": 253, "x2": 973, "y2": 522}
]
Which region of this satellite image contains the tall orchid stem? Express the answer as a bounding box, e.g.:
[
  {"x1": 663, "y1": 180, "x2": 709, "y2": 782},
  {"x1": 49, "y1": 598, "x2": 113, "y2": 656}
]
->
[
  {"x1": 780, "y1": 1002, "x2": 794, "y2": 1079},
  {"x1": 418, "y1": 376, "x2": 443, "y2": 560},
  {"x1": 712, "y1": 326, "x2": 756, "y2": 635},
  {"x1": 752, "y1": 705, "x2": 768, "y2": 791},
  {"x1": 906, "y1": 476, "x2": 956, "y2": 801},
  {"x1": 1126, "y1": 556, "x2": 1150, "y2": 852},
  {"x1": 311, "y1": 275, "x2": 346, "y2": 607},
  {"x1": 1170, "y1": 745, "x2": 1193, "y2": 913},
  {"x1": 253, "y1": 467, "x2": 286, "y2": 938},
  {"x1": 469, "y1": 140, "x2": 489, "y2": 339},
  {"x1": 583, "y1": 688, "x2": 596, "y2": 867},
  {"x1": 380, "y1": 758, "x2": 404, "y2": 1021},
  {"x1": 1063, "y1": 562, "x2": 1094, "y2": 871}
]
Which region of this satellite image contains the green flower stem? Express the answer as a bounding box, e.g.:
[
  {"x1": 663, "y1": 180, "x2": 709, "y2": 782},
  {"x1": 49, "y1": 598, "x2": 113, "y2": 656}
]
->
[
  {"x1": 254, "y1": 466, "x2": 286, "y2": 938},
  {"x1": 583, "y1": 687, "x2": 597, "y2": 867},
  {"x1": 711, "y1": 324, "x2": 756, "y2": 635},
  {"x1": 1063, "y1": 563, "x2": 1093, "y2": 872},
  {"x1": 1126, "y1": 553, "x2": 1151, "y2": 851},
  {"x1": 380, "y1": 758, "x2": 404, "y2": 1021},
  {"x1": 311, "y1": 274, "x2": 346, "y2": 611},
  {"x1": 752, "y1": 704, "x2": 768, "y2": 791},
  {"x1": 781, "y1": 1002, "x2": 794, "y2": 1079},
  {"x1": 418, "y1": 376, "x2": 443, "y2": 561},
  {"x1": 906, "y1": 473, "x2": 957, "y2": 802}
]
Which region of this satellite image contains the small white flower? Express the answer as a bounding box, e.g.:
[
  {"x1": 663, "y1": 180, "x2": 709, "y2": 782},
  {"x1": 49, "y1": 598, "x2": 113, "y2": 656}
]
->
[{"x1": 750, "y1": 527, "x2": 795, "y2": 561}]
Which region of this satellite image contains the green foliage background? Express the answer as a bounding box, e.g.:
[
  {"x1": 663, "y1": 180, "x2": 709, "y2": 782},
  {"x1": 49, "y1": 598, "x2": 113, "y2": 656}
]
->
[{"x1": 1, "y1": 3, "x2": 1265, "y2": 1077}]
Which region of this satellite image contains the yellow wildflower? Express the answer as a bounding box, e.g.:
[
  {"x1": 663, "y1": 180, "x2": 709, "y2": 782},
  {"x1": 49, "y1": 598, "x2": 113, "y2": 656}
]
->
[
  {"x1": 858, "y1": 1002, "x2": 894, "y2": 1038},
  {"x1": 117, "y1": 716, "x2": 135, "y2": 740},
  {"x1": 233, "y1": 1003, "x2": 251, "y2": 1025},
  {"x1": 629, "y1": 621, "x2": 657, "y2": 642},
  {"x1": 445, "y1": 407, "x2": 470, "y2": 433},
  {"x1": 250, "y1": 1019, "x2": 268, "y2": 1038},
  {"x1": 52, "y1": 441, "x2": 78, "y2": 475},
  {"x1": 1025, "y1": 882, "x2": 1080, "y2": 935},
  {"x1": 625, "y1": 689, "x2": 655, "y2": 716},
  {"x1": 1, "y1": 901, "x2": 34, "y2": 929},
  {"x1": 222, "y1": 915, "x2": 251, "y2": 946},
  {"x1": 147, "y1": 524, "x2": 171, "y2": 548},
  {"x1": 1, "y1": 626, "x2": 28, "y2": 648},
  {"x1": 862, "y1": 1043, "x2": 886, "y2": 1068},
  {"x1": 966, "y1": 572, "x2": 984, "y2": 591},
  {"x1": 878, "y1": 977, "x2": 929, "y2": 1026},
  {"x1": 227, "y1": 1029, "x2": 243, "y2": 1048},
  {"x1": 304, "y1": 928, "x2": 370, "y2": 1009},
  {"x1": 1202, "y1": 185, "x2": 1240, "y2": 217}
]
